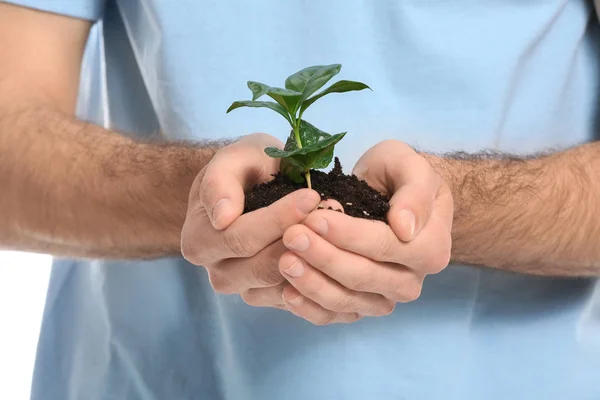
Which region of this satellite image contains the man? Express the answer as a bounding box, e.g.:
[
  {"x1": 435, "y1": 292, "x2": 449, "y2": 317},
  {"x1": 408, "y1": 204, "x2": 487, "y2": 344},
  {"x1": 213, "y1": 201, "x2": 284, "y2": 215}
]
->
[{"x1": 1, "y1": 0, "x2": 598, "y2": 399}]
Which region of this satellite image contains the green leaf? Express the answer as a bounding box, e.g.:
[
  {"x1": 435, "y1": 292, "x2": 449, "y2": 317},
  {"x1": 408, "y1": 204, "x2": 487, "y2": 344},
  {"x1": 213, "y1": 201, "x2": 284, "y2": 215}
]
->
[
  {"x1": 226, "y1": 100, "x2": 292, "y2": 125},
  {"x1": 285, "y1": 64, "x2": 342, "y2": 106},
  {"x1": 266, "y1": 138, "x2": 306, "y2": 183},
  {"x1": 264, "y1": 131, "x2": 346, "y2": 158},
  {"x1": 264, "y1": 120, "x2": 346, "y2": 182},
  {"x1": 282, "y1": 129, "x2": 299, "y2": 151},
  {"x1": 305, "y1": 139, "x2": 337, "y2": 170},
  {"x1": 280, "y1": 157, "x2": 306, "y2": 183},
  {"x1": 247, "y1": 81, "x2": 302, "y2": 116},
  {"x1": 299, "y1": 119, "x2": 343, "y2": 150},
  {"x1": 227, "y1": 65, "x2": 370, "y2": 185},
  {"x1": 300, "y1": 80, "x2": 371, "y2": 114},
  {"x1": 265, "y1": 134, "x2": 306, "y2": 183}
]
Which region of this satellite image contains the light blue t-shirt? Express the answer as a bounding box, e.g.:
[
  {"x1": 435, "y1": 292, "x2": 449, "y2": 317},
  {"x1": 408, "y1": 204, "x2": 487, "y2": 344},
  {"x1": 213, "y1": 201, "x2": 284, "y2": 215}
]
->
[{"x1": 5, "y1": 0, "x2": 600, "y2": 399}]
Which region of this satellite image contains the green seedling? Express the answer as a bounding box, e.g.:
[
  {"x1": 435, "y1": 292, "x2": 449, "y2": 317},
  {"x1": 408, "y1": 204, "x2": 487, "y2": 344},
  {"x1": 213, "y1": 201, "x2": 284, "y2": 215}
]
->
[{"x1": 226, "y1": 64, "x2": 370, "y2": 189}]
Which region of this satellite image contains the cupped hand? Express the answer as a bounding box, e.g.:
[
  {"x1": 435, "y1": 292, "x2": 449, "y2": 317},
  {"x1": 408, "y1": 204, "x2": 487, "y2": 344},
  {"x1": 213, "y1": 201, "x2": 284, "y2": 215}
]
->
[
  {"x1": 278, "y1": 140, "x2": 454, "y2": 324},
  {"x1": 181, "y1": 133, "x2": 322, "y2": 310}
]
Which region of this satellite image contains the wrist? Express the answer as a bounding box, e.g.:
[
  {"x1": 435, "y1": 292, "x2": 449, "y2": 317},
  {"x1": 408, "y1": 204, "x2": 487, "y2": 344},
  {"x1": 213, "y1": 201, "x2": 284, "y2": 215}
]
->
[
  {"x1": 422, "y1": 150, "x2": 546, "y2": 267},
  {"x1": 420, "y1": 153, "x2": 462, "y2": 209}
]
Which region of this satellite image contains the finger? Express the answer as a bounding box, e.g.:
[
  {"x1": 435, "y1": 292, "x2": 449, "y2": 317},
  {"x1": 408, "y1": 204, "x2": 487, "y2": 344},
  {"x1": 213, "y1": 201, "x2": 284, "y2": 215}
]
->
[
  {"x1": 353, "y1": 141, "x2": 441, "y2": 240},
  {"x1": 214, "y1": 240, "x2": 287, "y2": 292},
  {"x1": 387, "y1": 183, "x2": 453, "y2": 273},
  {"x1": 302, "y1": 209, "x2": 402, "y2": 263},
  {"x1": 281, "y1": 285, "x2": 362, "y2": 326},
  {"x1": 302, "y1": 209, "x2": 450, "y2": 275},
  {"x1": 352, "y1": 139, "x2": 416, "y2": 195},
  {"x1": 241, "y1": 283, "x2": 288, "y2": 308},
  {"x1": 279, "y1": 251, "x2": 395, "y2": 316},
  {"x1": 386, "y1": 155, "x2": 442, "y2": 241},
  {"x1": 200, "y1": 135, "x2": 282, "y2": 230},
  {"x1": 217, "y1": 188, "x2": 321, "y2": 259},
  {"x1": 189, "y1": 188, "x2": 321, "y2": 265},
  {"x1": 283, "y1": 224, "x2": 424, "y2": 302}
]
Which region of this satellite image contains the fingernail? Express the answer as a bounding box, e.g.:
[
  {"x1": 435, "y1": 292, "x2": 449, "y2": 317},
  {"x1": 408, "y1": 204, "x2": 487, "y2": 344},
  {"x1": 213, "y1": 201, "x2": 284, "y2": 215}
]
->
[
  {"x1": 212, "y1": 198, "x2": 230, "y2": 227},
  {"x1": 399, "y1": 209, "x2": 416, "y2": 238},
  {"x1": 310, "y1": 217, "x2": 328, "y2": 236},
  {"x1": 283, "y1": 259, "x2": 305, "y2": 278},
  {"x1": 297, "y1": 195, "x2": 319, "y2": 214},
  {"x1": 285, "y1": 234, "x2": 310, "y2": 252},
  {"x1": 285, "y1": 293, "x2": 304, "y2": 306}
]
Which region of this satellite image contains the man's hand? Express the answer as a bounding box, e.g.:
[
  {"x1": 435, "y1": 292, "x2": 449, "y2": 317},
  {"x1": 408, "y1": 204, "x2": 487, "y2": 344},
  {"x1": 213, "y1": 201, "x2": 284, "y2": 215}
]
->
[
  {"x1": 278, "y1": 140, "x2": 453, "y2": 325},
  {"x1": 181, "y1": 133, "x2": 322, "y2": 309}
]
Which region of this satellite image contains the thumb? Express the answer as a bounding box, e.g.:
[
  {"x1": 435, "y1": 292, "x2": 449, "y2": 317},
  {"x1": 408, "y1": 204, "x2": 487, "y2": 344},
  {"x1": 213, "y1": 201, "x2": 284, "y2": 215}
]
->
[
  {"x1": 351, "y1": 145, "x2": 390, "y2": 196},
  {"x1": 198, "y1": 133, "x2": 284, "y2": 230},
  {"x1": 352, "y1": 139, "x2": 418, "y2": 188},
  {"x1": 352, "y1": 140, "x2": 436, "y2": 241},
  {"x1": 200, "y1": 166, "x2": 246, "y2": 231},
  {"x1": 199, "y1": 152, "x2": 276, "y2": 231}
]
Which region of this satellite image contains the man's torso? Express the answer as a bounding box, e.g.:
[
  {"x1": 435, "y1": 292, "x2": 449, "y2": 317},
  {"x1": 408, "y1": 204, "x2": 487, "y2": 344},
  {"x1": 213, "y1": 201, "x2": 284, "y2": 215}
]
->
[{"x1": 23, "y1": 0, "x2": 600, "y2": 398}]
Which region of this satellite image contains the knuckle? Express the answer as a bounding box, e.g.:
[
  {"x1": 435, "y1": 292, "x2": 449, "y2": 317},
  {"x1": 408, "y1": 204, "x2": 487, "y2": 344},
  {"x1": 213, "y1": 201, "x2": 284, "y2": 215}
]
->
[
  {"x1": 223, "y1": 228, "x2": 256, "y2": 257},
  {"x1": 241, "y1": 290, "x2": 262, "y2": 307},
  {"x1": 423, "y1": 235, "x2": 452, "y2": 274},
  {"x1": 394, "y1": 283, "x2": 422, "y2": 303},
  {"x1": 314, "y1": 253, "x2": 337, "y2": 278},
  {"x1": 346, "y1": 270, "x2": 375, "y2": 292},
  {"x1": 181, "y1": 239, "x2": 198, "y2": 264},
  {"x1": 252, "y1": 259, "x2": 284, "y2": 287},
  {"x1": 181, "y1": 234, "x2": 206, "y2": 266},
  {"x1": 429, "y1": 250, "x2": 451, "y2": 274},
  {"x1": 347, "y1": 313, "x2": 363, "y2": 323},
  {"x1": 272, "y1": 213, "x2": 286, "y2": 237},
  {"x1": 312, "y1": 312, "x2": 338, "y2": 326},
  {"x1": 300, "y1": 280, "x2": 323, "y2": 301},
  {"x1": 374, "y1": 299, "x2": 396, "y2": 317},
  {"x1": 325, "y1": 294, "x2": 354, "y2": 313},
  {"x1": 374, "y1": 235, "x2": 396, "y2": 262},
  {"x1": 208, "y1": 271, "x2": 236, "y2": 294}
]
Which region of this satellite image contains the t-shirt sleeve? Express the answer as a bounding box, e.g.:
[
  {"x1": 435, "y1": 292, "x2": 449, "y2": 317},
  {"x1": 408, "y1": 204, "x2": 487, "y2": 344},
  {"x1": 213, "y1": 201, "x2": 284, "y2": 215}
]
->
[{"x1": 0, "y1": 0, "x2": 106, "y2": 21}]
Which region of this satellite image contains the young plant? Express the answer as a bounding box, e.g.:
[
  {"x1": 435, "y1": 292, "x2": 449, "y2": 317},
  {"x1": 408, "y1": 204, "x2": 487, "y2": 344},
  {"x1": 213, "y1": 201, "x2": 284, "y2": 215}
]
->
[{"x1": 226, "y1": 64, "x2": 370, "y2": 189}]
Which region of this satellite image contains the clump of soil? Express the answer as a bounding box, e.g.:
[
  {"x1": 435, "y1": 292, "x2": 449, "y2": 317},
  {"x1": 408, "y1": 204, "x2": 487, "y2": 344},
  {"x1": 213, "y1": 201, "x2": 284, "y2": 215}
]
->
[{"x1": 244, "y1": 157, "x2": 390, "y2": 223}]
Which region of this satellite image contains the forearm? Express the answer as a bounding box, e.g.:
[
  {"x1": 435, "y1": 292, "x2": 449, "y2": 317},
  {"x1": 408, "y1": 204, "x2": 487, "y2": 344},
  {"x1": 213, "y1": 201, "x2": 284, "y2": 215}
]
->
[
  {"x1": 425, "y1": 142, "x2": 600, "y2": 277},
  {"x1": 0, "y1": 105, "x2": 227, "y2": 259}
]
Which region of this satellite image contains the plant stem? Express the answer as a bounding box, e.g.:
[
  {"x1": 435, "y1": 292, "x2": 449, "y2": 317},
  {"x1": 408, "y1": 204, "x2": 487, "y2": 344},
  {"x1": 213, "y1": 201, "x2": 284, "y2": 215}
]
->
[
  {"x1": 293, "y1": 120, "x2": 312, "y2": 189},
  {"x1": 293, "y1": 120, "x2": 303, "y2": 149}
]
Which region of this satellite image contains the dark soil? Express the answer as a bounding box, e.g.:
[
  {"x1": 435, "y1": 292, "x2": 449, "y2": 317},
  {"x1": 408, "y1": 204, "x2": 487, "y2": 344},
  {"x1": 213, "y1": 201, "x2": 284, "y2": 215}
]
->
[{"x1": 244, "y1": 157, "x2": 390, "y2": 223}]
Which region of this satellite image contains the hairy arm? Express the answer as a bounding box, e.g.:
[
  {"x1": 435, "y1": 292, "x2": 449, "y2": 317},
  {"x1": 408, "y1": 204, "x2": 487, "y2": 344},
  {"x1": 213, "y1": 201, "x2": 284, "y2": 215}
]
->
[
  {"x1": 425, "y1": 142, "x2": 600, "y2": 277},
  {"x1": 0, "y1": 3, "x2": 224, "y2": 259}
]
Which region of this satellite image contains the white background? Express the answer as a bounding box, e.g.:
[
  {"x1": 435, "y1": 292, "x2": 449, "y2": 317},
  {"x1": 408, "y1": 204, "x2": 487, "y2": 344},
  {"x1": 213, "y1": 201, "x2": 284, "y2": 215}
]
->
[{"x1": 0, "y1": 252, "x2": 51, "y2": 400}]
